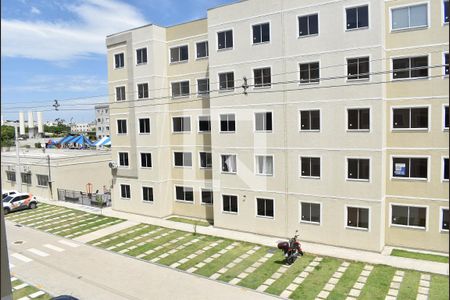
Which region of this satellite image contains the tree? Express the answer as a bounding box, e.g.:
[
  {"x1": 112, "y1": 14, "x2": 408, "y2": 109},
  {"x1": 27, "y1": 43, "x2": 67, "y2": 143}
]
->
[{"x1": 1, "y1": 125, "x2": 15, "y2": 147}]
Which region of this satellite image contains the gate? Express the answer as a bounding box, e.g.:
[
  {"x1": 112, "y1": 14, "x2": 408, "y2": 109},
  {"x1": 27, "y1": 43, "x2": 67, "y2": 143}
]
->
[{"x1": 57, "y1": 189, "x2": 111, "y2": 207}]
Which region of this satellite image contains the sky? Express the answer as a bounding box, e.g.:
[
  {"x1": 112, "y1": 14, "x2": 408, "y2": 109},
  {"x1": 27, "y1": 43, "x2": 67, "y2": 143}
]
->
[{"x1": 1, "y1": 0, "x2": 234, "y2": 123}]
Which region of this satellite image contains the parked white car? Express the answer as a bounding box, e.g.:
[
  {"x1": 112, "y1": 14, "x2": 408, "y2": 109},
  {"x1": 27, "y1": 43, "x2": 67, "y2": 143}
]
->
[
  {"x1": 2, "y1": 190, "x2": 18, "y2": 200},
  {"x1": 3, "y1": 193, "x2": 38, "y2": 215}
]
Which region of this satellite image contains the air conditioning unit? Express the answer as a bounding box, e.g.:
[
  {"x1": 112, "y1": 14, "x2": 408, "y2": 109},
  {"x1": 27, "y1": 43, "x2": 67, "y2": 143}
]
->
[
  {"x1": 108, "y1": 161, "x2": 118, "y2": 169},
  {"x1": 22, "y1": 166, "x2": 31, "y2": 173}
]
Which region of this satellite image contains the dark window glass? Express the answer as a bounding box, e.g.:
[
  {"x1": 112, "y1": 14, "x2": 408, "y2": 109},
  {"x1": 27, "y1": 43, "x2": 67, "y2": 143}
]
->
[
  {"x1": 393, "y1": 158, "x2": 427, "y2": 179},
  {"x1": 444, "y1": 158, "x2": 449, "y2": 180},
  {"x1": 347, "y1": 207, "x2": 369, "y2": 229},
  {"x1": 445, "y1": 1, "x2": 449, "y2": 23},
  {"x1": 300, "y1": 62, "x2": 320, "y2": 83},
  {"x1": 392, "y1": 58, "x2": 410, "y2": 79},
  {"x1": 200, "y1": 152, "x2": 212, "y2": 168},
  {"x1": 121, "y1": 184, "x2": 130, "y2": 198},
  {"x1": 442, "y1": 209, "x2": 449, "y2": 230},
  {"x1": 196, "y1": 41, "x2": 208, "y2": 58},
  {"x1": 393, "y1": 56, "x2": 428, "y2": 79},
  {"x1": 119, "y1": 152, "x2": 129, "y2": 166},
  {"x1": 254, "y1": 68, "x2": 271, "y2": 87},
  {"x1": 138, "y1": 83, "x2": 149, "y2": 99},
  {"x1": 174, "y1": 152, "x2": 192, "y2": 167},
  {"x1": 445, "y1": 106, "x2": 449, "y2": 129},
  {"x1": 347, "y1": 159, "x2": 370, "y2": 180},
  {"x1": 253, "y1": 23, "x2": 270, "y2": 43},
  {"x1": 172, "y1": 81, "x2": 190, "y2": 97},
  {"x1": 142, "y1": 187, "x2": 153, "y2": 202},
  {"x1": 198, "y1": 79, "x2": 210, "y2": 95},
  {"x1": 347, "y1": 57, "x2": 370, "y2": 80},
  {"x1": 255, "y1": 112, "x2": 272, "y2": 131},
  {"x1": 393, "y1": 108, "x2": 428, "y2": 129},
  {"x1": 393, "y1": 108, "x2": 410, "y2": 128},
  {"x1": 198, "y1": 116, "x2": 211, "y2": 132},
  {"x1": 410, "y1": 158, "x2": 427, "y2": 178},
  {"x1": 139, "y1": 118, "x2": 150, "y2": 133},
  {"x1": 219, "y1": 72, "x2": 234, "y2": 90},
  {"x1": 221, "y1": 155, "x2": 237, "y2": 173},
  {"x1": 173, "y1": 117, "x2": 191, "y2": 132},
  {"x1": 301, "y1": 203, "x2": 321, "y2": 223},
  {"x1": 136, "y1": 48, "x2": 147, "y2": 65},
  {"x1": 175, "y1": 186, "x2": 193, "y2": 202},
  {"x1": 410, "y1": 108, "x2": 428, "y2": 128},
  {"x1": 301, "y1": 157, "x2": 321, "y2": 177},
  {"x1": 256, "y1": 198, "x2": 274, "y2": 217},
  {"x1": 116, "y1": 86, "x2": 126, "y2": 101},
  {"x1": 445, "y1": 53, "x2": 449, "y2": 75},
  {"x1": 117, "y1": 120, "x2": 127, "y2": 134},
  {"x1": 346, "y1": 6, "x2": 369, "y2": 30},
  {"x1": 348, "y1": 108, "x2": 370, "y2": 130},
  {"x1": 218, "y1": 30, "x2": 233, "y2": 49},
  {"x1": 220, "y1": 114, "x2": 235, "y2": 132},
  {"x1": 6, "y1": 171, "x2": 16, "y2": 182},
  {"x1": 21, "y1": 173, "x2": 31, "y2": 184},
  {"x1": 300, "y1": 110, "x2": 320, "y2": 130},
  {"x1": 170, "y1": 46, "x2": 188, "y2": 63},
  {"x1": 411, "y1": 56, "x2": 428, "y2": 78},
  {"x1": 140, "y1": 153, "x2": 152, "y2": 168},
  {"x1": 114, "y1": 53, "x2": 124, "y2": 68},
  {"x1": 202, "y1": 190, "x2": 213, "y2": 204},
  {"x1": 223, "y1": 195, "x2": 238, "y2": 213}
]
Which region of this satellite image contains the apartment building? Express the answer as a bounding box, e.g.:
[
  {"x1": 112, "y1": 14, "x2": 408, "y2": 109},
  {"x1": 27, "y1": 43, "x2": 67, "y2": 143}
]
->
[
  {"x1": 95, "y1": 104, "x2": 110, "y2": 139},
  {"x1": 106, "y1": 0, "x2": 448, "y2": 253}
]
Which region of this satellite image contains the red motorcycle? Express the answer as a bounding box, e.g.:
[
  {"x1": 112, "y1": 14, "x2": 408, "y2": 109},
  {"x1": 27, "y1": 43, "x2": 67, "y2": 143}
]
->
[{"x1": 277, "y1": 230, "x2": 304, "y2": 265}]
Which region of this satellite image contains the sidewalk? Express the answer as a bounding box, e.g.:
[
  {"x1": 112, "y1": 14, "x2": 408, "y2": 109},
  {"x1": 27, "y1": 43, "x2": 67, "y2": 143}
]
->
[{"x1": 39, "y1": 199, "x2": 449, "y2": 276}]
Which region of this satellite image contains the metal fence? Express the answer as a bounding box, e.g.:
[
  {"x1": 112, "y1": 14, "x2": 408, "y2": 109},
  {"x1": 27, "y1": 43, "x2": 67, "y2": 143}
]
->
[{"x1": 57, "y1": 189, "x2": 111, "y2": 207}]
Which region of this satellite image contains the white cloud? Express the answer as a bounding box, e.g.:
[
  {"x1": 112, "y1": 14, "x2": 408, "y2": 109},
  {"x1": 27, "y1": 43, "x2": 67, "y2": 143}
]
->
[
  {"x1": 30, "y1": 7, "x2": 41, "y2": 14},
  {"x1": 1, "y1": 0, "x2": 148, "y2": 61}
]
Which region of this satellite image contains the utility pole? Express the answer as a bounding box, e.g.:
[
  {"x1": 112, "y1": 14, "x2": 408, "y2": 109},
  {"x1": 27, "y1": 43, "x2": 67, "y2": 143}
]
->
[
  {"x1": 47, "y1": 155, "x2": 53, "y2": 200},
  {"x1": 15, "y1": 125, "x2": 22, "y2": 192}
]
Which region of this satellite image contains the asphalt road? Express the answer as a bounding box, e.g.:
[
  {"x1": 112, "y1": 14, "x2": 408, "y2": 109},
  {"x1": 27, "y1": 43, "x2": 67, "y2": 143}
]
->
[{"x1": 6, "y1": 221, "x2": 278, "y2": 300}]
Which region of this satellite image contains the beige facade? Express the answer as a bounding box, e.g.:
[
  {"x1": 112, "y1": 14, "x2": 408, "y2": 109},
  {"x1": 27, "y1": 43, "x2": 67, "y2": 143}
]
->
[
  {"x1": 106, "y1": 0, "x2": 448, "y2": 253},
  {"x1": 1, "y1": 149, "x2": 112, "y2": 201}
]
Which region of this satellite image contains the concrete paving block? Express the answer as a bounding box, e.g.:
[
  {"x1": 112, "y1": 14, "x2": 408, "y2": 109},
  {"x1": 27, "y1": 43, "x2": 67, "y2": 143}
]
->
[
  {"x1": 116, "y1": 243, "x2": 125, "y2": 247},
  {"x1": 129, "y1": 246, "x2": 137, "y2": 250},
  {"x1": 14, "y1": 283, "x2": 29, "y2": 290},
  {"x1": 17, "y1": 296, "x2": 30, "y2": 300},
  {"x1": 170, "y1": 263, "x2": 180, "y2": 268},
  {"x1": 286, "y1": 283, "x2": 298, "y2": 291},
  {"x1": 349, "y1": 289, "x2": 360, "y2": 297},
  {"x1": 385, "y1": 296, "x2": 396, "y2": 300},
  {"x1": 390, "y1": 282, "x2": 401, "y2": 289},
  {"x1": 218, "y1": 249, "x2": 227, "y2": 254},
  {"x1": 237, "y1": 272, "x2": 248, "y2": 279},
  {"x1": 328, "y1": 277, "x2": 339, "y2": 285},
  {"x1": 416, "y1": 294, "x2": 428, "y2": 300},
  {"x1": 234, "y1": 258, "x2": 243, "y2": 263},
  {"x1": 211, "y1": 254, "x2": 221, "y2": 259},
  {"x1": 11, "y1": 277, "x2": 17, "y2": 282},
  {"x1": 361, "y1": 270, "x2": 371, "y2": 277},
  {"x1": 342, "y1": 262, "x2": 350, "y2": 267},
  {"x1": 186, "y1": 267, "x2": 196, "y2": 273},
  {"x1": 357, "y1": 276, "x2": 367, "y2": 283},
  {"x1": 332, "y1": 272, "x2": 343, "y2": 279},
  {"x1": 338, "y1": 267, "x2": 347, "y2": 273},
  {"x1": 395, "y1": 270, "x2": 405, "y2": 277},
  {"x1": 196, "y1": 262, "x2": 206, "y2": 268},
  {"x1": 354, "y1": 282, "x2": 364, "y2": 290},
  {"x1": 264, "y1": 253, "x2": 273, "y2": 258},
  {"x1": 323, "y1": 283, "x2": 335, "y2": 291},
  {"x1": 299, "y1": 271, "x2": 309, "y2": 278},
  {"x1": 29, "y1": 291, "x2": 46, "y2": 299},
  {"x1": 317, "y1": 291, "x2": 330, "y2": 299},
  {"x1": 218, "y1": 267, "x2": 228, "y2": 274},
  {"x1": 280, "y1": 290, "x2": 292, "y2": 298},
  {"x1": 392, "y1": 276, "x2": 403, "y2": 282},
  {"x1": 305, "y1": 266, "x2": 315, "y2": 272},
  {"x1": 314, "y1": 257, "x2": 323, "y2": 262},
  {"x1": 204, "y1": 258, "x2": 213, "y2": 263},
  {"x1": 264, "y1": 278, "x2": 276, "y2": 285},
  {"x1": 421, "y1": 274, "x2": 431, "y2": 281},
  {"x1": 137, "y1": 242, "x2": 145, "y2": 246},
  {"x1": 310, "y1": 261, "x2": 320, "y2": 267},
  {"x1": 187, "y1": 254, "x2": 196, "y2": 259},
  {"x1": 364, "y1": 265, "x2": 374, "y2": 271},
  {"x1": 418, "y1": 287, "x2": 429, "y2": 295},
  {"x1": 293, "y1": 277, "x2": 304, "y2": 285},
  {"x1": 136, "y1": 254, "x2": 146, "y2": 259},
  {"x1": 210, "y1": 273, "x2": 221, "y2": 280},
  {"x1": 253, "y1": 262, "x2": 263, "y2": 268},
  {"x1": 388, "y1": 289, "x2": 398, "y2": 296},
  {"x1": 167, "y1": 249, "x2": 177, "y2": 254},
  {"x1": 159, "y1": 253, "x2": 169, "y2": 258},
  {"x1": 228, "y1": 262, "x2": 236, "y2": 268},
  {"x1": 245, "y1": 267, "x2": 257, "y2": 273},
  {"x1": 420, "y1": 280, "x2": 430, "y2": 287},
  {"x1": 247, "y1": 250, "x2": 256, "y2": 255},
  {"x1": 225, "y1": 245, "x2": 234, "y2": 250},
  {"x1": 229, "y1": 278, "x2": 240, "y2": 285},
  {"x1": 256, "y1": 285, "x2": 268, "y2": 292},
  {"x1": 272, "y1": 272, "x2": 282, "y2": 279}
]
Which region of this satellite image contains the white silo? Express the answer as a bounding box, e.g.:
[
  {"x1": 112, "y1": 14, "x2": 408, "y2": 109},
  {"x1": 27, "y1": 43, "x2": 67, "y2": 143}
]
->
[
  {"x1": 37, "y1": 112, "x2": 43, "y2": 133},
  {"x1": 28, "y1": 111, "x2": 34, "y2": 128},
  {"x1": 19, "y1": 112, "x2": 25, "y2": 135}
]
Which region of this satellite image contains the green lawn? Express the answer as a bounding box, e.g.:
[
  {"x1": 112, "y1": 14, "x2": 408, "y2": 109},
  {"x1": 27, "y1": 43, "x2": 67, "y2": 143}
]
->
[
  {"x1": 430, "y1": 274, "x2": 450, "y2": 300},
  {"x1": 11, "y1": 277, "x2": 51, "y2": 300},
  {"x1": 359, "y1": 265, "x2": 395, "y2": 300},
  {"x1": 327, "y1": 261, "x2": 364, "y2": 300},
  {"x1": 167, "y1": 217, "x2": 211, "y2": 227},
  {"x1": 391, "y1": 249, "x2": 449, "y2": 263}
]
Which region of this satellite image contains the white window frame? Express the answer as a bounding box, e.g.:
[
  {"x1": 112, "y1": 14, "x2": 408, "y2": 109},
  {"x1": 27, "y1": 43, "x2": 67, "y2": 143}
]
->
[
  {"x1": 443, "y1": 104, "x2": 449, "y2": 131},
  {"x1": 197, "y1": 115, "x2": 211, "y2": 133},
  {"x1": 201, "y1": 188, "x2": 213, "y2": 205},
  {"x1": 173, "y1": 151, "x2": 193, "y2": 168},
  {"x1": 220, "y1": 154, "x2": 237, "y2": 174},
  {"x1": 115, "y1": 85, "x2": 126, "y2": 102},
  {"x1": 255, "y1": 197, "x2": 275, "y2": 219},
  {"x1": 36, "y1": 174, "x2": 49, "y2": 187},
  {"x1": 439, "y1": 207, "x2": 449, "y2": 232},
  {"x1": 345, "y1": 205, "x2": 370, "y2": 231},
  {"x1": 254, "y1": 111, "x2": 273, "y2": 132},
  {"x1": 120, "y1": 184, "x2": 131, "y2": 200},
  {"x1": 346, "y1": 106, "x2": 371, "y2": 132},
  {"x1": 390, "y1": 155, "x2": 430, "y2": 182},
  {"x1": 299, "y1": 201, "x2": 322, "y2": 225},
  {"x1": 116, "y1": 118, "x2": 128, "y2": 135},
  {"x1": 443, "y1": 52, "x2": 449, "y2": 77},
  {"x1": 442, "y1": 156, "x2": 449, "y2": 182},
  {"x1": 250, "y1": 21, "x2": 271, "y2": 45},
  {"x1": 252, "y1": 66, "x2": 272, "y2": 89},
  {"x1": 297, "y1": 12, "x2": 320, "y2": 38},
  {"x1": 255, "y1": 155, "x2": 274, "y2": 176},
  {"x1": 195, "y1": 40, "x2": 209, "y2": 59},
  {"x1": 174, "y1": 185, "x2": 194, "y2": 204},
  {"x1": 196, "y1": 78, "x2": 210, "y2": 95},
  {"x1": 390, "y1": 104, "x2": 430, "y2": 132},
  {"x1": 299, "y1": 155, "x2": 322, "y2": 179},
  {"x1": 217, "y1": 71, "x2": 235, "y2": 92},
  {"x1": 390, "y1": 54, "x2": 430, "y2": 81},
  {"x1": 221, "y1": 193, "x2": 238, "y2": 214},
  {"x1": 216, "y1": 28, "x2": 234, "y2": 51},
  {"x1": 343, "y1": 3, "x2": 370, "y2": 32},
  {"x1": 170, "y1": 80, "x2": 191, "y2": 99},
  {"x1": 141, "y1": 185, "x2": 154, "y2": 203},
  {"x1": 344, "y1": 55, "x2": 371, "y2": 82},
  {"x1": 172, "y1": 116, "x2": 191, "y2": 133},
  {"x1": 443, "y1": 0, "x2": 449, "y2": 25},
  {"x1": 199, "y1": 152, "x2": 212, "y2": 169},
  {"x1": 345, "y1": 156, "x2": 371, "y2": 182},
  {"x1": 135, "y1": 47, "x2": 148, "y2": 65},
  {"x1": 139, "y1": 152, "x2": 153, "y2": 169},
  {"x1": 389, "y1": 203, "x2": 428, "y2": 230},
  {"x1": 136, "y1": 82, "x2": 150, "y2": 99},
  {"x1": 113, "y1": 51, "x2": 125, "y2": 69},
  {"x1": 299, "y1": 109, "x2": 321, "y2": 132},
  {"x1": 169, "y1": 44, "x2": 189, "y2": 64},
  {"x1": 219, "y1": 113, "x2": 236, "y2": 133},
  {"x1": 389, "y1": 2, "x2": 429, "y2": 32},
  {"x1": 137, "y1": 117, "x2": 151, "y2": 135},
  {"x1": 118, "y1": 151, "x2": 130, "y2": 168},
  {"x1": 298, "y1": 61, "x2": 321, "y2": 85}
]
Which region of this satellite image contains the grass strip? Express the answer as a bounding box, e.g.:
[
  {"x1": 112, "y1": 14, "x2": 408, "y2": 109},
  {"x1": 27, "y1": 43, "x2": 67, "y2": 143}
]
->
[
  {"x1": 178, "y1": 240, "x2": 234, "y2": 271},
  {"x1": 62, "y1": 217, "x2": 123, "y2": 238},
  {"x1": 218, "y1": 247, "x2": 268, "y2": 283},
  {"x1": 290, "y1": 257, "x2": 342, "y2": 300},
  {"x1": 327, "y1": 261, "x2": 364, "y2": 300},
  {"x1": 396, "y1": 270, "x2": 420, "y2": 300},
  {"x1": 167, "y1": 217, "x2": 211, "y2": 227},
  {"x1": 114, "y1": 229, "x2": 183, "y2": 253},
  {"x1": 391, "y1": 249, "x2": 449, "y2": 263},
  {"x1": 90, "y1": 224, "x2": 155, "y2": 248},
  {"x1": 131, "y1": 232, "x2": 198, "y2": 259},
  {"x1": 359, "y1": 265, "x2": 395, "y2": 300},
  {"x1": 429, "y1": 274, "x2": 449, "y2": 300},
  {"x1": 239, "y1": 250, "x2": 285, "y2": 289}
]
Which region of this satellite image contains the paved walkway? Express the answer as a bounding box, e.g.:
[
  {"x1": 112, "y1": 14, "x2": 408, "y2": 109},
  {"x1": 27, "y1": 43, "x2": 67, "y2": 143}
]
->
[
  {"x1": 38, "y1": 199, "x2": 449, "y2": 275},
  {"x1": 73, "y1": 220, "x2": 138, "y2": 243}
]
